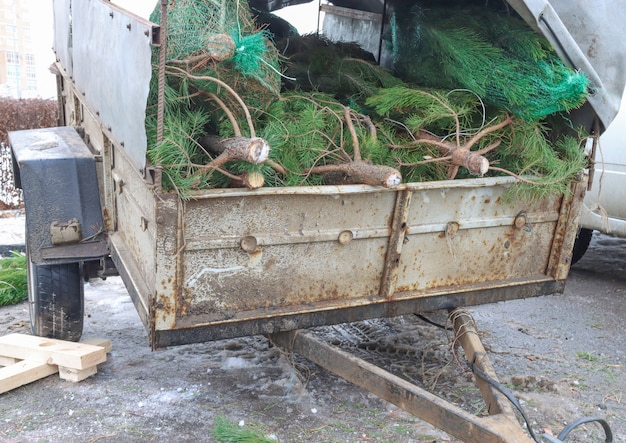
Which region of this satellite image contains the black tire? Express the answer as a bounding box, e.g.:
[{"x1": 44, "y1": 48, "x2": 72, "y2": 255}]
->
[
  {"x1": 27, "y1": 251, "x2": 84, "y2": 342},
  {"x1": 571, "y1": 228, "x2": 593, "y2": 266}
]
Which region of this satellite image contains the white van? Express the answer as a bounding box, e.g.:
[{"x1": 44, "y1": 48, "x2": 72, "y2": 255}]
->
[{"x1": 573, "y1": 90, "x2": 626, "y2": 263}]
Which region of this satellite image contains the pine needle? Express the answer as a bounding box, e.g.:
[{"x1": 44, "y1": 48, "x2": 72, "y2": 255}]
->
[
  {"x1": 0, "y1": 251, "x2": 27, "y2": 307},
  {"x1": 494, "y1": 123, "x2": 587, "y2": 201},
  {"x1": 390, "y1": 5, "x2": 589, "y2": 121},
  {"x1": 147, "y1": 108, "x2": 214, "y2": 196},
  {"x1": 211, "y1": 415, "x2": 277, "y2": 443}
]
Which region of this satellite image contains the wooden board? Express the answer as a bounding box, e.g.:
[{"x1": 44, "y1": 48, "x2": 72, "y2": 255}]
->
[
  {"x1": 0, "y1": 334, "x2": 112, "y2": 394},
  {"x1": 0, "y1": 360, "x2": 59, "y2": 394},
  {"x1": 0, "y1": 333, "x2": 107, "y2": 369}
]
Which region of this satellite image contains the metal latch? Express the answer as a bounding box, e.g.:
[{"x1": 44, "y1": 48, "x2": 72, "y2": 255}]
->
[{"x1": 50, "y1": 219, "x2": 82, "y2": 245}]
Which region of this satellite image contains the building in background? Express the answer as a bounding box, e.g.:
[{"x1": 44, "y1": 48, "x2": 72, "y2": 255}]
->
[{"x1": 0, "y1": 0, "x2": 54, "y2": 99}]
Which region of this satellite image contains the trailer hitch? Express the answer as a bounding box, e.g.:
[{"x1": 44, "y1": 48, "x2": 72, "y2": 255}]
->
[{"x1": 270, "y1": 308, "x2": 613, "y2": 443}]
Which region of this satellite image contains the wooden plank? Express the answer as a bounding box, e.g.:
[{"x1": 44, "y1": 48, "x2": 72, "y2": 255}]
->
[
  {"x1": 0, "y1": 334, "x2": 106, "y2": 370},
  {"x1": 0, "y1": 355, "x2": 19, "y2": 366},
  {"x1": 58, "y1": 338, "x2": 112, "y2": 382},
  {"x1": 0, "y1": 335, "x2": 112, "y2": 392},
  {"x1": 81, "y1": 338, "x2": 112, "y2": 354},
  {"x1": 0, "y1": 360, "x2": 58, "y2": 394},
  {"x1": 58, "y1": 365, "x2": 98, "y2": 382}
]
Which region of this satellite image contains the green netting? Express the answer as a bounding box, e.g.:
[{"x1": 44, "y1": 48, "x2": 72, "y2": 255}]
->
[
  {"x1": 389, "y1": 6, "x2": 589, "y2": 121},
  {"x1": 148, "y1": 0, "x2": 281, "y2": 113},
  {"x1": 150, "y1": 1, "x2": 266, "y2": 63},
  {"x1": 150, "y1": 0, "x2": 235, "y2": 61}
]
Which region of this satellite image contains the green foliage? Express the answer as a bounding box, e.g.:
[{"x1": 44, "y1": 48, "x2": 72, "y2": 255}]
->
[
  {"x1": 255, "y1": 93, "x2": 346, "y2": 186},
  {"x1": 148, "y1": 0, "x2": 281, "y2": 112},
  {"x1": 211, "y1": 415, "x2": 277, "y2": 443},
  {"x1": 366, "y1": 86, "x2": 586, "y2": 199},
  {"x1": 143, "y1": 5, "x2": 588, "y2": 201},
  {"x1": 390, "y1": 6, "x2": 589, "y2": 121},
  {"x1": 0, "y1": 251, "x2": 27, "y2": 307},
  {"x1": 366, "y1": 87, "x2": 480, "y2": 134},
  {"x1": 146, "y1": 108, "x2": 214, "y2": 197},
  {"x1": 493, "y1": 122, "x2": 587, "y2": 201}
]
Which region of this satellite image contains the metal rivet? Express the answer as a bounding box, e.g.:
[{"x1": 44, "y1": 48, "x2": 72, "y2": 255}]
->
[
  {"x1": 446, "y1": 221, "x2": 460, "y2": 237},
  {"x1": 240, "y1": 236, "x2": 258, "y2": 253},
  {"x1": 514, "y1": 212, "x2": 527, "y2": 229},
  {"x1": 338, "y1": 230, "x2": 353, "y2": 245}
]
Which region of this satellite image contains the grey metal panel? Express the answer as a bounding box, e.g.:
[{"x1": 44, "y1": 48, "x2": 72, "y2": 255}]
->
[
  {"x1": 70, "y1": 0, "x2": 155, "y2": 172},
  {"x1": 156, "y1": 177, "x2": 577, "y2": 334},
  {"x1": 322, "y1": 5, "x2": 383, "y2": 63},
  {"x1": 53, "y1": 0, "x2": 72, "y2": 78},
  {"x1": 9, "y1": 127, "x2": 108, "y2": 264},
  {"x1": 507, "y1": 0, "x2": 626, "y2": 130}
]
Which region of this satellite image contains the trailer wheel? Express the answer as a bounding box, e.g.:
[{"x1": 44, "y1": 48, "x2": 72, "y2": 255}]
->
[
  {"x1": 27, "y1": 249, "x2": 84, "y2": 342},
  {"x1": 571, "y1": 228, "x2": 593, "y2": 266}
]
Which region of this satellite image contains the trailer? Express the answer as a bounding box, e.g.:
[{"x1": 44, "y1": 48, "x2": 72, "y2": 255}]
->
[{"x1": 9, "y1": 1, "x2": 625, "y2": 441}]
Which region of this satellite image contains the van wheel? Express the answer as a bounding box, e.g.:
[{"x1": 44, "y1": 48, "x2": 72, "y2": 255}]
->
[
  {"x1": 27, "y1": 250, "x2": 84, "y2": 342},
  {"x1": 571, "y1": 228, "x2": 593, "y2": 266}
]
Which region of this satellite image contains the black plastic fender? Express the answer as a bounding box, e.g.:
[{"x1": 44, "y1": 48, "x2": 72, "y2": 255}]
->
[{"x1": 9, "y1": 126, "x2": 108, "y2": 265}]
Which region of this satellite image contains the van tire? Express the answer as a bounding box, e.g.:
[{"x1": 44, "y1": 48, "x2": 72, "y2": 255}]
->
[
  {"x1": 28, "y1": 255, "x2": 84, "y2": 342},
  {"x1": 571, "y1": 228, "x2": 593, "y2": 266}
]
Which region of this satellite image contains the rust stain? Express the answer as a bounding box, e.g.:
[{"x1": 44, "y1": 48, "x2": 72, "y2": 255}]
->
[
  {"x1": 102, "y1": 207, "x2": 112, "y2": 232},
  {"x1": 264, "y1": 256, "x2": 277, "y2": 271}
]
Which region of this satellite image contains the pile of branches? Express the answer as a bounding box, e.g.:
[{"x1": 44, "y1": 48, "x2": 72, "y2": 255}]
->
[{"x1": 146, "y1": 2, "x2": 588, "y2": 201}]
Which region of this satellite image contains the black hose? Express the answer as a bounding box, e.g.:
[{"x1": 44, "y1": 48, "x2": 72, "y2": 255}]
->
[
  {"x1": 468, "y1": 358, "x2": 541, "y2": 443},
  {"x1": 469, "y1": 357, "x2": 614, "y2": 442},
  {"x1": 414, "y1": 313, "x2": 448, "y2": 330},
  {"x1": 556, "y1": 416, "x2": 613, "y2": 442}
]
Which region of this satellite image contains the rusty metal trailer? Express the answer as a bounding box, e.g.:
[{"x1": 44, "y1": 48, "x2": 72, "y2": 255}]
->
[{"x1": 9, "y1": 1, "x2": 624, "y2": 442}]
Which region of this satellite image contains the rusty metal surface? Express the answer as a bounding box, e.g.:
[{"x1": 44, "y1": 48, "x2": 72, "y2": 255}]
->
[
  {"x1": 178, "y1": 188, "x2": 396, "y2": 326},
  {"x1": 152, "y1": 278, "x2": 565, "y2": 348},
  {"x1": 270, "y1": 327, "x2": 535, "y2": 443},
  {"x1": 90, "y1": 124, "x2": 589, "y2": 350},
  {"x1": 397, "y1": 185, "x2": 562, "y2": 292},
  {"x1": 547, "y1": 177, "x2": 588, "y2": 280},
  {"x1": 162, "y1": 177, "x2": 575, "y2": 334},
  {"x1": 380, "y1": 189, "x2": 411, "y2": 298}
]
